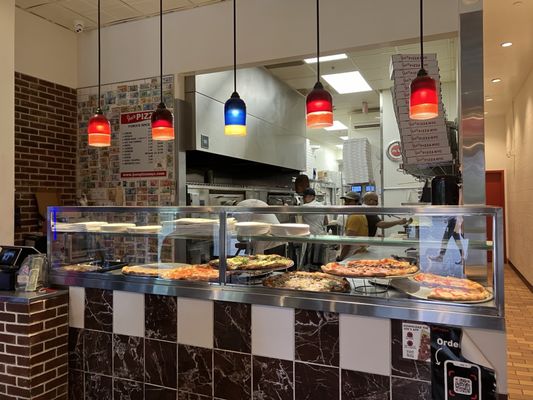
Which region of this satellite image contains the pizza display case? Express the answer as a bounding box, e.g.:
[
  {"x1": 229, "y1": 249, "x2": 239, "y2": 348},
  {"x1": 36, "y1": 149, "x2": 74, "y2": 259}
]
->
[{"x1": 47, "y1": 205, "x2": 504, "y2": 330}]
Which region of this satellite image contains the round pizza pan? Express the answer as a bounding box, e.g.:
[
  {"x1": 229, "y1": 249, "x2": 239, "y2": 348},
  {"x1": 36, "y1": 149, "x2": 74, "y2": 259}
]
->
[{"x1": 391, "y1": 278, "x2": 494, "y2": 303}]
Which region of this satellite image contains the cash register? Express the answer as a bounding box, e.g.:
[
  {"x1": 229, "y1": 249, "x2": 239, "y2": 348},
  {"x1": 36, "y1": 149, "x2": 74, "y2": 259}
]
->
[{"x1": 0, "y1": 245, "x2": 40, "y2": 290}]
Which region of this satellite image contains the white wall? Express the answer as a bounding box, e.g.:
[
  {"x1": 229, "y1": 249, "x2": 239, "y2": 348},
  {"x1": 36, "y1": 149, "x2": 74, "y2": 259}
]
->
[
  {"x1": 77, "y1": 0, "x2": 458, "y2": 87},
  {"x1": 15, "y1": 8, "x2": 78, "y2": 88},
  {"x1": 485, "y1": 115, "x2": 506, "y2": 171},
  {"x1": 505, "y1": 64, "x2": 533, "y2": 284},
  {"x1": 0, "y1": 0, "x2": 15, "y2": 244},
  {"x1": 312, "y1": 146, "x2": 339, "y2": 173}
]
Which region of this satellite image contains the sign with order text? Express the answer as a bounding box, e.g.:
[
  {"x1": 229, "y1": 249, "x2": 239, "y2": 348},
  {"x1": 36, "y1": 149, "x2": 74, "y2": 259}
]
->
[{"x1": 119, "y1": 111, "x2": 168, "y2": 179}]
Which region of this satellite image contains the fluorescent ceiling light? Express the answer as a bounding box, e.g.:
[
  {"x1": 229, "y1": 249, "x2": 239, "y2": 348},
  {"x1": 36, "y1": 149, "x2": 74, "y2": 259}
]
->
[
  {"x1": 485, "y1": 97, "x2": 493, "y2": 102},
  {"x1": 500, "y1": 42, "x2": 513, "y2": 48},
  {"x1": 322, "y1": 71, "x2": 372, "y2": 94},
  {"x1": 339, "y1": 136, "x2": 349, "y2": 140},
  {"x1": 336, "y1": 144, "x2": 343, "y2": 149},
  {"x1": 310, "y1": 144, "x2": 321, "y2": 149},
  {"x1": 491, "y1": 78, "x2": 502, "y2": 83},
  {"x1": 304, "y1": 53, "x2": 348, "y2": 64},
  {"x1": 324, "y1": 121, "x2": 349, "y2": 131}
]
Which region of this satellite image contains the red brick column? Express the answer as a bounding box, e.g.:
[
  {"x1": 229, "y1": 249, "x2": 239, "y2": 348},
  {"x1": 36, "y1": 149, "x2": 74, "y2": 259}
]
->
[{"x1": 0, "y1": 291, "x2": 69, "y2": 399}]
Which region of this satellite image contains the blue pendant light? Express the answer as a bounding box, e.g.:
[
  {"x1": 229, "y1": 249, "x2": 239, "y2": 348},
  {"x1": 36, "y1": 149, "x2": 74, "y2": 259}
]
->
[{"x1": 224, "y1": 0, "x2": 246, "y2": 136}]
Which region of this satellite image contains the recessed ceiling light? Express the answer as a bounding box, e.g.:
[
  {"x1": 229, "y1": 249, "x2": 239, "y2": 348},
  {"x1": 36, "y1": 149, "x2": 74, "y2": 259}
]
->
[
  {"x1": 322, "y1": 71, "x2": 372, "y2": 94},
  {"x1": 500, "y1": 42, "x2": 513, "y2": 48},
  {"x1": 339, "y1": 136, "x2": 349, "y2": 140},
  {"x1": 336, "y1": 144, "x2": 344, "y2": 149},
  {"x1": 484, "y1": 111, "x2": 488, "y2": 115},
  {"x1": 485, "y1": 97, "x2": 493, "y2": 102},
  {"x1": 304, "y1": 54, "x2": 348, "y2": 64},
  {"x1": 491, "y1": 78, "x2": 502, "y2": 83},
  {"x1": 513, "y1": 1, "x2": 523, "y2": 6},
  {"x1": 324, "y1": 121, "x2": 349, "y2": 131}
]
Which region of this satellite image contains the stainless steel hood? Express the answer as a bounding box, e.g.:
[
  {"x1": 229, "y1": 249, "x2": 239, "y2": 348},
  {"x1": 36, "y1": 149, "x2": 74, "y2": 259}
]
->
[{"x1": 184, "y1": 67, "x2": 306, "y2": 171}]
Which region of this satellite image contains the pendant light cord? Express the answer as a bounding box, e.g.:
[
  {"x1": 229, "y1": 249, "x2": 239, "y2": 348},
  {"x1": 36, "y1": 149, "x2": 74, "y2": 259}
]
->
[
  {"x1": 233, "y1": 0, "x2": 237, "y2": 93},
  {"x1": 316, "y1": 0, "x2": 320, "y2": 82},
  {"x1": 97, "y1": 0, "x2": 101, "y2": 109},
  {"x1": 160, "y1": 0, "x2": 163, "y2": 103},
  {"x1": 419, "y1": 0, "x2": 424, "y2": 70}
]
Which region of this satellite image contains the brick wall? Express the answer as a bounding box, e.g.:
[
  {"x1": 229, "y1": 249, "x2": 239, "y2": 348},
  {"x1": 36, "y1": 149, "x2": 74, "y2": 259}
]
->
[
  {"x1": 14, "y1": 72, "x2": 78, "y2": 245},
  {"x1": 0, "y1": 292, "x2": 69, "y2": 399}
]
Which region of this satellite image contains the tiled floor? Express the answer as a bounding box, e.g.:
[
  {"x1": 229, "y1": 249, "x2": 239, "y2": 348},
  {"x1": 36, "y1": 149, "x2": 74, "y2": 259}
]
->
[{"x1": 505, "y1": 265, "x2": 533, "y2": 400}]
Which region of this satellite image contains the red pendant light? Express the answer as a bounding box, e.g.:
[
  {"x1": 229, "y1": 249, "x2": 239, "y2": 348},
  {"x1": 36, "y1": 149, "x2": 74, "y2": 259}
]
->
[
  {"x1": 151, "y1": 0, "x2": 174, "y2": 140},
  {"x1": 88, "y1": 0, "x2": 111, "y2": 147},
  {"x1": 306, "y1": 0, "x2": 333, "y2": 129},
  {"x1": 409, "y1": 0, "x2": 438, "y2": 120}
]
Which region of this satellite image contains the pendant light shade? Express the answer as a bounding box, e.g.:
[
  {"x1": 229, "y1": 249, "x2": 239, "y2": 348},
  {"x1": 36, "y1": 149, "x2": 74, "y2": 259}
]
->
[
  {"x1": 88, "y1": 109, "x2": 111, "y2": 147},
  {"x1": 224, "y1": 0, "x2": 246, "y2": 136},
  {"x1": 152, "y1": 102, "x2": 174, "y2": 140},
  {"x1": 409, "y1": 0, "x2": 438, "y2": 120},
  {"x1": 306, "y1": 81, "x2": 333, "y2": 128},
  {"x1": 88, "y1": 0, "x2": 111, "y2": 147},
  {"x1": 151, "y1": 0, "x2": 174, "y2": 140},
  {"x1": 224, "y1": 92, "x2": 246, "y2": 136},
  {"x1": 409, "y1": 70, "x2": 438, "y2": 120},
  {"x1": 306, "y1": 0, "x2": 333, "y2": 129}
]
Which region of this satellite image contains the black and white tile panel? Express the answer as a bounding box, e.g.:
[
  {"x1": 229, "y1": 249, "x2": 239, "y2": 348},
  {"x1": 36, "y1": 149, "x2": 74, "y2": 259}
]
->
[{"x1": 68, "y1": 287, "x2": 507, "y2": 399}]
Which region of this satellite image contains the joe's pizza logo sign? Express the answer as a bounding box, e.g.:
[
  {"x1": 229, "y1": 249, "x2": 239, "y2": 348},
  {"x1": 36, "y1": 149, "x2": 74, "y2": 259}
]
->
[{"x1": 120, "y1": 111, "x2": 153, "y2": 125}]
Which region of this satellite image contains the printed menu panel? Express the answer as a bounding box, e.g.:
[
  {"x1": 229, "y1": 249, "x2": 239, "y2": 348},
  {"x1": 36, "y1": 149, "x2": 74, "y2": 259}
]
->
[{"x1": 119, "y1": 111, "x2": 168, "y2": 179}]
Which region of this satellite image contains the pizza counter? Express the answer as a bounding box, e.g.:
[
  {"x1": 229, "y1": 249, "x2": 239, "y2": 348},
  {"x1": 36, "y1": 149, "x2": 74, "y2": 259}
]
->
[{"x1": 49, "y1": 206, "x2": 508, "y2": 400}]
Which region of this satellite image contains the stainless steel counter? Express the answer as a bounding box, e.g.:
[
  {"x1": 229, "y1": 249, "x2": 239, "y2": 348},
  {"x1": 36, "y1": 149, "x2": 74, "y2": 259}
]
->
[{"x1": 49, "y1": 271, "x2": 504, "y2": 330}]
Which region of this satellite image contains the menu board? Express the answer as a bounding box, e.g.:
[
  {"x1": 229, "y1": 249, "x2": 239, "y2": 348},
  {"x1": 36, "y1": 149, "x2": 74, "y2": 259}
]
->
[
  {"x1": 390, "y1": 54, "x2": 452, "y2": 167},
  {"x1": 119, "y1": 111, "x2": 168, "y2": 179}
]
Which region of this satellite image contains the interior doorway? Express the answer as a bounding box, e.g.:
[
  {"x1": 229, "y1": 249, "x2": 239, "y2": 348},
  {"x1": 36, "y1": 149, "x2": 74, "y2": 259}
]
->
[{"x1": 485, "y1": 170, "x2": 506, "y2": 261}]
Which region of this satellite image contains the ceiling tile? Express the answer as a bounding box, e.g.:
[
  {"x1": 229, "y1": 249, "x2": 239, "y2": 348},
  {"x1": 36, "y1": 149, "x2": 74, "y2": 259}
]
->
[
  {"x1": 15, "y1": 0, "x2": 58, "y2": 9},
  {"x1": 26, "y1": 2, "x2": 96, "y2": 29}
]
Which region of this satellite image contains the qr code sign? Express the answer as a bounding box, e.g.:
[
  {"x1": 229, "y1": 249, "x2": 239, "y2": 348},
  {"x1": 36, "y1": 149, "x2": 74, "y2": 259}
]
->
[{"x1": 453, "y1": 376, "x2": 473, "y2": 395}]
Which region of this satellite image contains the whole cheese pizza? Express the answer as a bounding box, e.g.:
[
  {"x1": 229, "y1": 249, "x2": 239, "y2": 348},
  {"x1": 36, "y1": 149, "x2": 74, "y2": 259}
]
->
[
  {"x1": 321, "y1": 258, "x2": 419, "y2": 278},
  {"x1": 209, "y1": 254, "x2": 294, "y2": 271},
  {"x1": 122, "y1": 263, "x2": 219, "y2": 281},
  {"x1": 412, "y1": 273, "x2": 491, "y2": 302},
  {"x1": 159, "y1": 264, "x2": 219, "y2": 281},
  {"x1": 427, "y1": 287, "x2": 491, "y2": 302},
  {"x1": 263, "y1": 271, "x2": 350, "y2": 293}
]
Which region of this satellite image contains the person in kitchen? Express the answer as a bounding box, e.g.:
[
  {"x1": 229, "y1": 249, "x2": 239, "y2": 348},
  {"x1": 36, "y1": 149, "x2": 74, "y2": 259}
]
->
[
  {"x1": 361, "y1": 192, "x2": 410, "y2": 237},
  {"x1": 337, "y1": 192, "x2": 410, "y2": 261},
  {"x1": 300, "y1": 188, "x2": 328, "y2": 269}
]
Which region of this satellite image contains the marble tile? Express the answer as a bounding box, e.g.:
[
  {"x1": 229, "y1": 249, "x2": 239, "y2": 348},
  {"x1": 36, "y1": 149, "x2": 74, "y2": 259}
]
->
[
  {"x1": 146, "y1": 294, "x2": 177, "y2": 342},
  {"x1": 178, "y1": 344, "x2": 213, "y2": 397},
  {"x1": 68, "y1": 369, "x2": 84, "y2": 400},
  {"x1": 214, "y1": 301, "x2": 251, "y2": 353},
  {"x1": 114, "y1": 291, "x2": 144, "y2": 337},
  {"x1": 85, "y1": 373, "x2": 112, "y2": 400},
  {"x1": 113, "y1": 334, "x2": 144, "y2": 382},
  {"x1": 295, "y1": 309, "x2": 339, "y2": 366},
  {"x1": 251, "y1": 305, "x2": 294, "y2": 361},
  {"x1": 178, "y1": 391, "x2": 212, "y2": 400},
  {"x1": 178, "y1": 297, "x2": 213, "y2": 348},
  {"x1": 145, "y1": 384, "x2": 177, "y2": 400},
  {"x1": 390, "y1": 320, "x2": 431, "y2": 381},
  {"x1": 114, "y1": 379, "x2": 143, "y2": 400},
  {"x1": 339, "y1": 314, "x2": 391, "y2": 376},
  {"x1": 341, "y1": 369, "x2": 390, "y2": 400},
  {"x1": 214, "y1": 349, "x2": 251, "y2": 400},
  {"x1": 69, "y1": 286, "x2": 85, "y2": 328},
  {"x1": 83, "y1": 330, "x2": 112, "y2": 375},
  {"x1": 84, "y1": 288, "x2": 113, "y2": 332},
  {"x1": 68, "y1": 327, "x2": 84, "y2": 371},
  {"x1": 145, "y1": 338, "x2": 177, "y2": 388},
  {"x1": 252, "y1": 355, "x2": 293, "y2": 400},
  {"x1": 391, "y1": 377, "x2": 431, "y2": 400},
  {"x1": 294, "y1": 362, "x2": 339, "y2": 400}
]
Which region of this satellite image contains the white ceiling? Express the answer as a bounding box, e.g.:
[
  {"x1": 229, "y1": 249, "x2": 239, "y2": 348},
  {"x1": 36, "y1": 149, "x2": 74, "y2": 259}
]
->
[
  {"x1": 267, "y1": 37, "x2": 457, "y2": 149},
  {"x1": 484, "y1": 0, "x2": 533, "y2": 116},
  {"x1": 15, "y1": 0, "x2": 225, "y2": 31}
]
